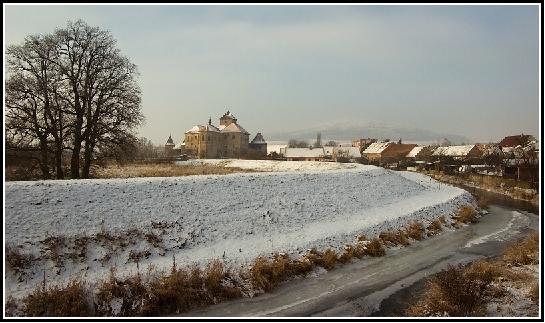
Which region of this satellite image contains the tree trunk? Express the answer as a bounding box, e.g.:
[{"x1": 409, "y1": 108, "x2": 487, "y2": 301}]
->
[
  {"x1": 81, "y1": 141, "x2": 93, "y2": 179},
  {"x1": 39, "y1": 139, "x2": 51, "y2": 180}
]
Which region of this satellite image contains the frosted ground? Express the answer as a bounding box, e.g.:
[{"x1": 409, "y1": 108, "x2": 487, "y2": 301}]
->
[{"x1": 5, "y1": 160, "x2": 473, "y2": 298}]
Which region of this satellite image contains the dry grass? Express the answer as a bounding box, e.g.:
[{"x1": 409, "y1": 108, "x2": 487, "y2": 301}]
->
[
  {"x1": 406, "y1": 260, "x2": 502, "y2": 317},
  {"x1": 407, "y1": 231, "x2": 539, "y2": 317},
  {"x1": 338, "y1": 244, "x2": 366, "y2": 263},
  {"x1": 93, "y1": 163, "x2": 256, "y2": 179},
  {"x1": 22, "y1": 279, "x2": 92, "y2": 317},
  {"x1": 42, "y1": 235, "x2": 66, "y2": 271},
  {"x1": 319, "y1": 249, "x2": 338, "y2": 270},
  {"x1": 365, "y1": 238, "x2": 386, "y2": 257},
  {"x1": 144, "y1": 232, "x2": 163, "y2": 248},
  {"x1": 503, "y1": 230, "x2": 539, "y2": 266},
  {"x1": 95, "y1": 269, "x2": 148, "y2": 316},
  {"x1": 406, "y1": 221, "x2": 425, "y2": 241},
  {"x1": 379, "y1": 229, "x2": 410, "y2": 247},
  {"x1": 453, "y1": 205, "x2": 478, "y2": 224},
  {"x1": 5, "y1": 245, "x2": 33, "y2": 276},
  {"x1": 426, "y1": 219, "x2": 443, "y2": 237}
]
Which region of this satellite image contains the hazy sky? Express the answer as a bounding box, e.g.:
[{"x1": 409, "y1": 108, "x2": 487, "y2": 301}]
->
[{"x1": 5, "y1": 4, "x2": 540, "y2": 144}]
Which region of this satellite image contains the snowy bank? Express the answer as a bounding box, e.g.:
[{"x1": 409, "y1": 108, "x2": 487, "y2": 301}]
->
[{"x1": 5, "y1": 163, "x2": 473, "y2": 298}]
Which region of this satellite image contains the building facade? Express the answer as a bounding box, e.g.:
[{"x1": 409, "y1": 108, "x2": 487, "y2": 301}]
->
[{"x1": 182, "y1": 111, "x2": 267, "y2": 159}]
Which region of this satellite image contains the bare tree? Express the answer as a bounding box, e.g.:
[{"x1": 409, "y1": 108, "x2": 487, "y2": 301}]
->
[{"x1": 6, "y1": 20, "x2": 144, "y2": 179}]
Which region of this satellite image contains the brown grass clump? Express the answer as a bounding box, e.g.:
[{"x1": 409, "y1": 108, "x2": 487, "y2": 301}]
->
[
  {"x1": 95, "y1": 269, "x2": 148, "y2": 316},
  {"x1": 249, "y1": 257, "x2": 279, "y2": 292},
  {"x1": 93, "y1": 163, "x2": 256, "y2": 179},
  {"x1": 319, "y1": 249, "x2": 338, "y2": 270},
  {"x1": 380, "y1": 229, "x2": 410, "y2": 247},
  {"x1": 406, "y1": 261, "x2": 502, "y2": 317},
  {"x1": 365, "y1": 238, "x2": 386, "y2": 257},
  {"x1": 144, "y1": 232, "x2": 163, "y2": 248},
  {"x1": 454, "y1": 205, "x2": 478, "y2": 224},
  {"x1": 503, "y1": 230, "x2": 539, "y2": 266},
  {"x1": 42, "y1": 235, "x2": 66, "y2": 269},
  {"x1": 140, "y1": 260, "x2": 242, "y2": 315},
  {"x1": 22, "y1": 279, "x2": 92, "y2": 317},
  {"x1": 338, "y1": 244, "x2": 366, "y2": 263},
  {"x1": 5, "y1": 245, "x2": 33, "y2": 276},
  {"x1": 426, "y1": 219, "x2": 443, "y2": 237},
  {"x1": 406, "y1": 221, "x2": 425, "y2": 241}
]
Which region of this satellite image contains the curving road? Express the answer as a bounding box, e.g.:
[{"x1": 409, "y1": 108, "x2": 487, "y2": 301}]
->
[{"x1": 183, "y1": 204, "x2": 538, "y2": 317}]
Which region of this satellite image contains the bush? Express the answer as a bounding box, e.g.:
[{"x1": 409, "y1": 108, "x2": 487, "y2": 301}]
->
[
  {"x1": 338, "y1": 244, "x2": 366, "y2": 263},
  {"x1": 406, "y1": 261, "x2": 501, "y2": 317},
  {"x1": 380, "y1": 229, "x2": 410, "y2": 246},
  {"x1": 95, "y1": 270, "x2": 148, "y2": 316},
  {"x1": 319, "y1": 249, "x2": 338, "y2": 270},
  {"x1": 503, "y1": 230, "x2": 539, "y2": 265},
  {"x1": 406, "y1": 221, "x2": 425, "y2": 241},
  {"x1": 426, "y1": 219, "x2": 443, "y2": 237},
  {"x1": 23, "y1": 279, "x2": 92, "y2": 317},
  {"x1": 365, "y1": 238, "x2": 386, "y2": 257},
  {"x1": 454, "y1": 205, "x2": 478, "y2": 224},
  {"x1": 6, "y1": 245, "x2": 33, "y2": 276}
]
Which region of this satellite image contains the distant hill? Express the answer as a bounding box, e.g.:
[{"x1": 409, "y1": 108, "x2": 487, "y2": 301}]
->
[{"x1": 267, "y1": 121, "x2": 471, "y2": 145}]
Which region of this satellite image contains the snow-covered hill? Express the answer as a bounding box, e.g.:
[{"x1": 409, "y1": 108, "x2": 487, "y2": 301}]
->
[{"x1": 5, "y1": 162, "x2": 473, "y2": 298}]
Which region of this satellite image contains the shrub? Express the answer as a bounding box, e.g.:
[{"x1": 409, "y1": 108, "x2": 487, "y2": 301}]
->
[
  {"x1": 338, "y1": 244, "x2": 365, "y2": 263},
  {"x1": 319, "y1": 249, "x2": 338, "y2": 270},
  {"x1": 291, "y1": 258, "x2": 315, "y2": 276},
  {"x1": 95, "y1": 270, "x2": 148, "y2": 316},
  {"x1": 379, "y1": 229, "x2": 410, "y2": 246},
  {"x1": 6, "y1": 245, "x2": 33, "y2": 276},
  {"x1": 426, "y1": 219, "x2": 443, "y2": 237},
  {"x1": 454, "y1": 205, "x2": 478, "y2": 224},
  {"x1": 406, "y1": 221, "x2": 425, "y2": 241},
  {"x1": 365, "y1": 238, "x2": 386, "y2": 257},
  {"x1": 503, "y1": 230, "x2": 539, "y2": 266},
  {"x1": 249, "y1": 257, "x2": 276, "y2": 292},
  {"x1": 22, "y1": 279, "x2": 92, "y2": 317},
  {"x1": 406, "y1": 261, "x2": 501, "y2": 317}
]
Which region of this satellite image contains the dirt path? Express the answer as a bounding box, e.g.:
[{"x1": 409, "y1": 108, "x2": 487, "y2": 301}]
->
[{"x1": 183, "y1": 205, "x2": 538, "y2": 317}]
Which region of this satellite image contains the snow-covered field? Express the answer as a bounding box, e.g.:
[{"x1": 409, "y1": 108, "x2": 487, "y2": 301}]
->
[{"x1": 5, "y1": 161, "x2": 473, "y2": 298}]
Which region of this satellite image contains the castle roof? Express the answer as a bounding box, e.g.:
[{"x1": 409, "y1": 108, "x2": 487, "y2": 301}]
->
[
  {"x1": 165, "y1": 135, "x2": 175, "y2": 146},
  {"x1": 250, "y1": 133, "x2": 267, "y2": 144},
  {"x1": 185, "y1": 124, "x2": 220, "y2": 134},
  {"x1": 220, "y1": 122, "x2": 249, "y2": 135}
]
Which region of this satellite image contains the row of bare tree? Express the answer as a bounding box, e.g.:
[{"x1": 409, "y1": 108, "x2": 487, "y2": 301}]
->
[{"x1": 6, "y1": 20, "x2": 144, "y2": 179}]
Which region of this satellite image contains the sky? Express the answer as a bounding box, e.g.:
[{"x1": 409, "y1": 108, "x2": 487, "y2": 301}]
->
[{"x1": 4, "y1": 4, "x2": 540, "y2": 145}]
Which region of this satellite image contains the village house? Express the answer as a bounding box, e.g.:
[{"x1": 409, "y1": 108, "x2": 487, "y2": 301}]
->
[
  {"x1": 431, "y1": 145, "x2": 483, "y2": 160},
  {"x1": 352, "y1": 138, "x2": 377, "y2": 152},
  {"x1": 283, "y1": 147, "x2": 326, "y2": 161},
  {"x1": 362, "y1": 142, "x2": 417, "y2": 163}
]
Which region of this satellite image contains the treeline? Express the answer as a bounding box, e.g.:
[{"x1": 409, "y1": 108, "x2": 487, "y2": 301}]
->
[{"x1": 5, "y1": 20, "x2": 144, "y2": 179}]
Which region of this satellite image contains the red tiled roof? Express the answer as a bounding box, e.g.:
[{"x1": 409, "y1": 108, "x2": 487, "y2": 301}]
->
[{"x1": 499, "y1": 135, "x2": 532, "y2": 147}]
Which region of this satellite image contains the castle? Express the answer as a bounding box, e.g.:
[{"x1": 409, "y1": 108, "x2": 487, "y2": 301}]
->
[{"x1": 165, "y1": 110, "x2": 267, "y2": 159}]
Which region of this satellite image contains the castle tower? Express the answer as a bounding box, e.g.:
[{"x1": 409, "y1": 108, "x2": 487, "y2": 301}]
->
[
  {"x1": 165, "y1": 134, "x2": 175, "y2": 156},
  {"x1": 220, "y1": 110, "x2": 237, "y2": 127}
]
